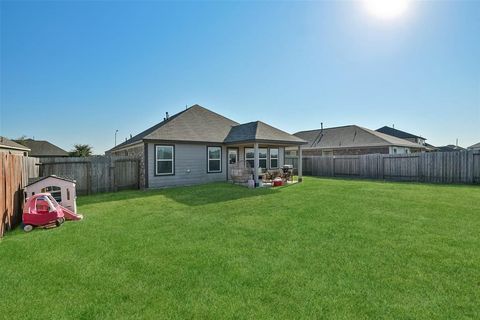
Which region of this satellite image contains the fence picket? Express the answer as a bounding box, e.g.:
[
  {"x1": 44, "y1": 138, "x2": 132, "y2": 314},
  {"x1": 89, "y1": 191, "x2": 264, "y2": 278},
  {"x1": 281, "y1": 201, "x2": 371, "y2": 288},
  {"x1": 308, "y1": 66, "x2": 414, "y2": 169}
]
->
[
  {"x1": 301, "y1": 150, "x2": 479, "y2": 184},
  {"x1": 39, "y1": 156, "x2": 140, "y2": 195},
  {"x1": 0, "y1": 154, "x2": 40, "y2": 238}
]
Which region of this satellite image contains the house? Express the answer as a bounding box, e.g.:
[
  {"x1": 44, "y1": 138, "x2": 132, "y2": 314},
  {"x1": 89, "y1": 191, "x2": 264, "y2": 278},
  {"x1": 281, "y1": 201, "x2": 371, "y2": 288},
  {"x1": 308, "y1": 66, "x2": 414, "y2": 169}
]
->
[
  {"x1": 0, "y1": 136, "x2": 30, "y2": 156},
  {"x1": 14, "y1": 139, "x2": 69, "y2": 158},
  {"x1": 107, "y1": 104, "x2": 306, "y2": 188},
  {"x1": 437, "y1": 144, "x2": 465, "y2": 152},
  {"x1": 24, "y1": 175, "x2": 78, "y2": 213},
  {"x1": 292, "y1": 125, "x2": 427, "y2": 156},
  {"x1": 468, "y1": 142, "x2": 480, "y2": 151},
  {"x1": 376, "y1": 126, "x2": 427, "y2": 145}
]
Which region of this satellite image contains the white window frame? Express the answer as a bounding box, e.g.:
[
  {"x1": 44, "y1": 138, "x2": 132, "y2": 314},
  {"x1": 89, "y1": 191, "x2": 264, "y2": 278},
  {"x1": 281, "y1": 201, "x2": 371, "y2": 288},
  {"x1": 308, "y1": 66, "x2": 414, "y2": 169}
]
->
[
  {"x1": 41, "y1": 186, "x2": 62, "y2": 203},
  {"x1": 207, "y1": 146, "x2": 222, "y2": 173},
  {"x1": 155, "y1": 145, "x2": 174, "y2": 175},
  {"x1": 269, "y1": 148, "x2": 279, "y2": 169},
  {"x1": 245, "y1": 148, "x2": 268, "y2": 169}
]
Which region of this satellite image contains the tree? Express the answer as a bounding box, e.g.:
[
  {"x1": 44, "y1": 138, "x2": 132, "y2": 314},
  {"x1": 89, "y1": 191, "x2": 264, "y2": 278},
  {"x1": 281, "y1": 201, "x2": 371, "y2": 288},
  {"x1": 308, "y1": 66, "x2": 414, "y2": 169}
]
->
[
  {"x1": 15, "y1": 135, "x2": 29, "y2": 146},
  {"x1": 69, "y1": 144, "x2": 93, "y2": 157}
]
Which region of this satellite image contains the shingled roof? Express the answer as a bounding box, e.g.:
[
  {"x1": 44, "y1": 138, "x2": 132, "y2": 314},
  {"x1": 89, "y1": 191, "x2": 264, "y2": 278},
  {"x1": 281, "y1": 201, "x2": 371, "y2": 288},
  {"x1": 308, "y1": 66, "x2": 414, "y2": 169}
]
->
[
  {"x1": 224, "y1": 121, "x2": 305, "y2": 144},
  {"x1": 109, "y1": 104, "x2": 304, "y2": 152},
  {"x1": 0, "y1": 136, "x2": 31, "y2": 151},
  {"x1": 15, "y1": 139, "x2": 68, "y2": 157},
  {"x1": 468, "y1": 142, "x2": 480, "y2": 150},
  {"x1": 295, "y1": 125, "x2": 426, "y2": 150},
  {"x1": 376, "y1": 126, "x2": 426, "y2": 140}
]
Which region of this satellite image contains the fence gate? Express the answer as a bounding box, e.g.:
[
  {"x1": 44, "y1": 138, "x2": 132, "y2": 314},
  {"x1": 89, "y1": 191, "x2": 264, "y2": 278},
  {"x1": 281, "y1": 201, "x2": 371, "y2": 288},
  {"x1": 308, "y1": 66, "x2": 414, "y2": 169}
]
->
[{"x1": 113, "y1": 159, "x2": 139, "y2": 191}]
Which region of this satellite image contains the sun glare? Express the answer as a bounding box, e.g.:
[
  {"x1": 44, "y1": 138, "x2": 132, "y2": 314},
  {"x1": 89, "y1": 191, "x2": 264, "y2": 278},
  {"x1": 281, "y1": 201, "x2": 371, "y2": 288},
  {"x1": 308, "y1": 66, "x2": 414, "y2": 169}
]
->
[{"x1": 363, "y1": 0, "x2": 411, "y2": 20}]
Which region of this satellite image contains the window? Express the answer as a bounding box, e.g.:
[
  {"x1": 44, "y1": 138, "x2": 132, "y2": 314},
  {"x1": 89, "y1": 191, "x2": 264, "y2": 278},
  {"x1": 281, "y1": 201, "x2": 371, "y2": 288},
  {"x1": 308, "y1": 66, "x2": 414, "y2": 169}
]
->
[
  {"x1": 155, "y1": 145, "x2": 174, "y2": 175},
  {"x1": 245, "y1": 148, "x2": 267, "y2": 169},
  {"x1": 207, "y1": 146, "x2": 222, "y2": 173},
  {"x1": 41, "y1": 186, "x2": 62, "y2": 203},
  {"x1": 269, "y1": 148, "x2": 279, "y2": 169},
  {"x1": 228, "y1": 148, "x2": 238, "y2": 165}
]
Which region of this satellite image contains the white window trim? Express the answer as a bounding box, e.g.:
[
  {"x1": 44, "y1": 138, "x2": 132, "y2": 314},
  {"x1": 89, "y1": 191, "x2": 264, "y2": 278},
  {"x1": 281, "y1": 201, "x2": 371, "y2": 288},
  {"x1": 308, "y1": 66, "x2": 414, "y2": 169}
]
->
[
  {"x1": 245, "y1": 148, "x2": 268, "y2": 169},
  {"x1": 269, "y1": 148, "x2": 279, "y2": 169},
  {"x1": 207, "y1": 146, "x2": 222, "y2": 173},
  {"x1": 155, "y1": 145, "x2": 174, "y2": 175}
]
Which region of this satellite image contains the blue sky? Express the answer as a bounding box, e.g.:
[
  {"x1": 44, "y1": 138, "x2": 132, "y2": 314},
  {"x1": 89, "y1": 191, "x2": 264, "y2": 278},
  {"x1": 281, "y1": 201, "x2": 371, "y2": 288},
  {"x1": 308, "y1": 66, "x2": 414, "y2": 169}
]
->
[{"x1": 1, "y1": 1, "x2": 479, "y2": 153}]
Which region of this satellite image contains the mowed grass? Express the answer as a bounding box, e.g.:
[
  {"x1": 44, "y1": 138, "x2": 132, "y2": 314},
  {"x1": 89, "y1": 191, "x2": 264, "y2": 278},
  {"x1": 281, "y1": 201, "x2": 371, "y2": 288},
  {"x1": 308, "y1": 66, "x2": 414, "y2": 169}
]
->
[{"x1": 0, "y1": 177, "x2": 479, "y2": 319}]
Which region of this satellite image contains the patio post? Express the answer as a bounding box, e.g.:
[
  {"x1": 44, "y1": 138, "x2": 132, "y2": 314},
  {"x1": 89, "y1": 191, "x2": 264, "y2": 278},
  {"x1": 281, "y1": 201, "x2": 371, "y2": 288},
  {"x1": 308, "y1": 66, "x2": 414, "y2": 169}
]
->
[
  {"x1": 254, "y1": 142, "x2": 259, "y2": 187},
  {"x1": 298, "y1": 145, "x2": 303, "y2": 182}
]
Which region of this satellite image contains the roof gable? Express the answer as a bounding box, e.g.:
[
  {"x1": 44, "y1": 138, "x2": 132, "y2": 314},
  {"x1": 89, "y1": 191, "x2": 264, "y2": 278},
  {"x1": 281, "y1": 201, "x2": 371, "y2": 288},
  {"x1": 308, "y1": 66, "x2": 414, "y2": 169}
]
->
[
  {"x1": 224, "y1": 121, "x2": 305, "y2": 144},
  {"x1": 295, "y1": 125, "x2": 426, "y2": 149},
  {"x1": 110, "y1": 105, "x2": 238, "y2": 151},
  {"x1": 143, "y1": 105, "x2": 238, "y2": 143}
]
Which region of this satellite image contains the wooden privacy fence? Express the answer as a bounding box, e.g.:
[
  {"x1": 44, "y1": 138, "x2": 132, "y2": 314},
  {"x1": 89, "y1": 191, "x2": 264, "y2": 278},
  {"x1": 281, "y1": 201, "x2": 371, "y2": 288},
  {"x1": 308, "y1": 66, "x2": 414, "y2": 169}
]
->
[
  {"x1": 1, "y1": 154, "x2": 39, "y2": 238},
  {"x1": 40, "y1": 156, "x2": 140, "y2": 195},
  {"x1": 302, "y1": 150, "x2": 480, "y2": 184}
]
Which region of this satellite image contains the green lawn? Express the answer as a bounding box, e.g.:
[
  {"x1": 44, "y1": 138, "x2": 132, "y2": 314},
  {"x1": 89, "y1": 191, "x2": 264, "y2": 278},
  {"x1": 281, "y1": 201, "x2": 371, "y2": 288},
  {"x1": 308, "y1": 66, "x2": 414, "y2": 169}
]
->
[{"x1": 1, "y1": 178, "x2": 479, "y2": 319}]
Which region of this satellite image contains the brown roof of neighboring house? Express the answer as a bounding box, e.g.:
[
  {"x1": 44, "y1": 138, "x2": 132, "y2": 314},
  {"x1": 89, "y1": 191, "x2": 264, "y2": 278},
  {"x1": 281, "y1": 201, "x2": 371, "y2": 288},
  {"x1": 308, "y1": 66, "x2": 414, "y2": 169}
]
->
[
  {"x1": 376, "y1": 126, "x2": 426, "y2": 140},
  {"x1": 15, "y1": 139, "x2": 69, "y2": 157},
  {"x1": 0, "y1": 136, "x2": 31, "y2": 151},
  {"x1": 295, "y1": 125, "x2": 427, "y2": 150},
  {"x1": 437, "y1": 144, "x2": 466, "y2": 152},
  {"x1": 109, "y1": 104, "x2": 304, "y2": 152}
]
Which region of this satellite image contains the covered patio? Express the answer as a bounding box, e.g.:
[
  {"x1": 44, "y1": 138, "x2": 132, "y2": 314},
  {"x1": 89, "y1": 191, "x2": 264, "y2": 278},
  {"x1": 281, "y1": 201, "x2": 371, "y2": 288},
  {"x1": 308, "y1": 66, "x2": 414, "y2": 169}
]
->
[{"x1": 223, "y1": 121, "x2": 307, "y2": 187}]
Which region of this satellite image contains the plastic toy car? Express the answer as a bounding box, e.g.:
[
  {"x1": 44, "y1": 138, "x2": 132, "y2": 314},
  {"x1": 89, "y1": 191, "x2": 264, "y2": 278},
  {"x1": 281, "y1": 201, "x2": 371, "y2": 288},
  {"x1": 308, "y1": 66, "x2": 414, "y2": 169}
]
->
[{"x1": 22, "y1": 193, "x2": 83, "y2": 232}]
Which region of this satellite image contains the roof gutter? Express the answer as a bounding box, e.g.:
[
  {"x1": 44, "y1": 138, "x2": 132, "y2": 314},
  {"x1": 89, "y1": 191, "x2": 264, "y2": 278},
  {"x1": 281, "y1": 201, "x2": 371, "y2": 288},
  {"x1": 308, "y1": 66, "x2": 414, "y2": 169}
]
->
[{"x1": 0, "y1": 144, "x2": 31, "y2": 152}]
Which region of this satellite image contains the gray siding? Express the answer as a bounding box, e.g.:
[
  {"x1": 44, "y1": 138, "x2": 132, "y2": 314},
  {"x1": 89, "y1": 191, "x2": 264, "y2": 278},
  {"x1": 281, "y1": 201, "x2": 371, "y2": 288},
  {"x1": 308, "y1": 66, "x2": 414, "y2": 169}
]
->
[
  {"x1": 147, "y1": 143, "x2": 227, "y2": 188},
  {"x1": 147, "y1": 144, "x2": 286, "y2": 188}
]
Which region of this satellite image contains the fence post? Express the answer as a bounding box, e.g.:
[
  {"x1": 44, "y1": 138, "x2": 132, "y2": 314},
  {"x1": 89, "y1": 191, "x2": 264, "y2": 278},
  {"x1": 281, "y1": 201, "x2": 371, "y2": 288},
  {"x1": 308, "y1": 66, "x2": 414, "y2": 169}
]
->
[
  {"x1": 86, "y1": 162, "x2": 92, "y2": 195},
  {"x1": 467, "y1": 150, "x2": 474, "y2": 184}
]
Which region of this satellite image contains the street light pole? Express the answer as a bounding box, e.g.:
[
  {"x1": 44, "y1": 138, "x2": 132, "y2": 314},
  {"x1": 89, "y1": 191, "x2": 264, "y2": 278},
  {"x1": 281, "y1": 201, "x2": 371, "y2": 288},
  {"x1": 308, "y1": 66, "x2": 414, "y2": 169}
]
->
[{"x1": 115, "y1": 129, "x2": 119, "y2": 146}]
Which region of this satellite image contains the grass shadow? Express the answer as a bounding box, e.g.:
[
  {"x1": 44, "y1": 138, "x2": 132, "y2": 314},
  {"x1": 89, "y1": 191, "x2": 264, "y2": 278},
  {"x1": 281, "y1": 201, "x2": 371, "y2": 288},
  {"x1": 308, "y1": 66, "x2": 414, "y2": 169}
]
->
[{"x1": 77, "y1": 182, "x2": 280, "y2": 207}]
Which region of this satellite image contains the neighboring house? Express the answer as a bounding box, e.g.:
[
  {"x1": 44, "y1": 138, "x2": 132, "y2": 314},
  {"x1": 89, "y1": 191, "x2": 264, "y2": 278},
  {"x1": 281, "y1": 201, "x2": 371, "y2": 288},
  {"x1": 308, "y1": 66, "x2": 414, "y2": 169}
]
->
[
  {"x1": 424, "y1": 143, "x2": 439, "y2": 152},
  {"x1": 14, "y1": 139, "x2": 69, "y2": 158},
  {"x1": 376, "y1": 126, "x2": 427, "y2": 145},
  {"x1": 468, "y1": 142, "x2": 480, "y2": 151},
  {"x1": 107, "y1": 104, "x2": 306, "y2": 188},
  {"x1": 0, "y1": 136, "x2": 30, "y2": 156},
  {"x1": 291, "y1": 125, "x2": 426, "y2": 156},
  {"x1": 437, "y1": 144, "x2": 465, "y2": 152}
]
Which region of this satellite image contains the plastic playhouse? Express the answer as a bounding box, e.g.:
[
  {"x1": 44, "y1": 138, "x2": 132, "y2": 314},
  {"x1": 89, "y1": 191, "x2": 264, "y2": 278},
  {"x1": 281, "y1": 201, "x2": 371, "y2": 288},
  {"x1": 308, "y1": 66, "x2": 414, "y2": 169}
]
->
[
  {"x1": 23, "y1": 175, "x2": 83, "y2": 232},
  {"x1": 24, "y1": 175, "x2": 78, "y2": 213}
]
